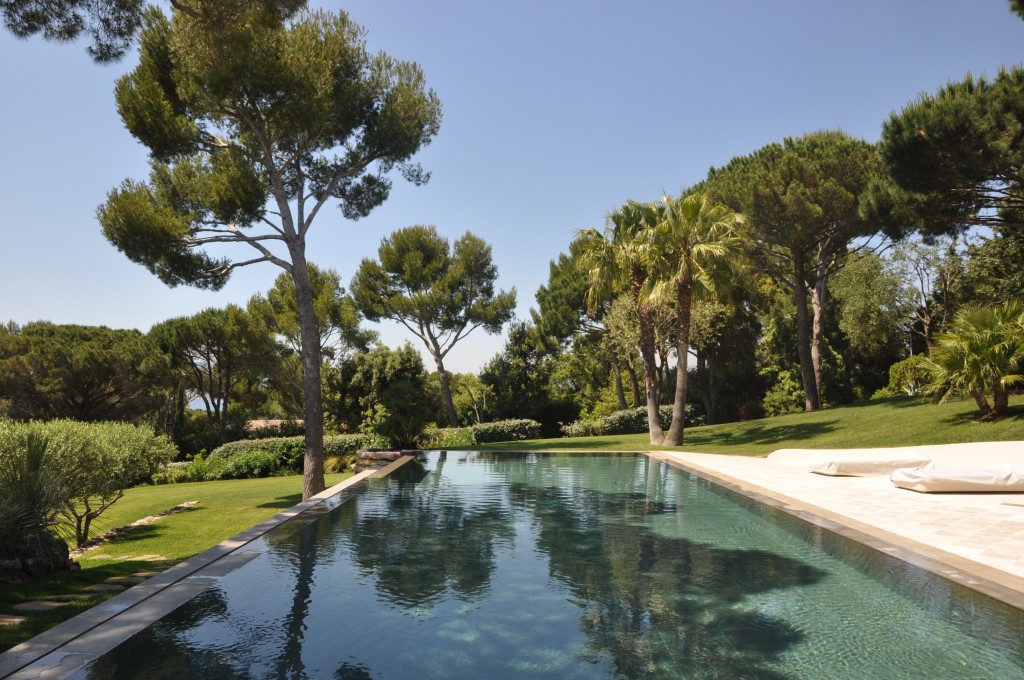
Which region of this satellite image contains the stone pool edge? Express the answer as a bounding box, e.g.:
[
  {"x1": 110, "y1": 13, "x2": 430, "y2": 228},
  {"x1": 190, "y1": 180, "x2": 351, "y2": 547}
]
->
[
  {"x1": 648, "y1": 451, "x2": 1024, "y2": 612},
  {"x1": 0, "y1": 459, "x2": 418, "y2": 680}
]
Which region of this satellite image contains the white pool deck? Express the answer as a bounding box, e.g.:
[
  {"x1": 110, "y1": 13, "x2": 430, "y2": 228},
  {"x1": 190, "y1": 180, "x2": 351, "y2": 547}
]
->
[
  {"x1": 4, "y1": 447, "x2": 1024, "y2": 678},
  {"x1": 652, "y1": 444, "x2": 1024, "y2": 610}
]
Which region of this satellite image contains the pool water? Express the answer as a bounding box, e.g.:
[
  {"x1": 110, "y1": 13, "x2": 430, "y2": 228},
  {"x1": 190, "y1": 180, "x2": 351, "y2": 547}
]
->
[{"x1": 75, "y1": 453, "x2": 1024, "y2": 679}]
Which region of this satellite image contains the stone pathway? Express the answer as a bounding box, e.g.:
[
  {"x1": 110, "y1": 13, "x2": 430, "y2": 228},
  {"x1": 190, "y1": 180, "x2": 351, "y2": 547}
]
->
[
  {"x1": 8, "y1": 572, "x2": 159, "y2": 619},
  {"x1": 4, "y1": 506, "x2": 179, "y2": 630}
]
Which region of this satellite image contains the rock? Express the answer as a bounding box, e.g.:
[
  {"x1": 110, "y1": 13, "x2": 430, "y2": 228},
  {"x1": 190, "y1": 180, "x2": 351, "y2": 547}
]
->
[
  {"x1": 0, "y1": 558, "x2": 27, "y2": 585},
  {"x1": 23, "y1": 557, "x2": 54, "y2": 578}
]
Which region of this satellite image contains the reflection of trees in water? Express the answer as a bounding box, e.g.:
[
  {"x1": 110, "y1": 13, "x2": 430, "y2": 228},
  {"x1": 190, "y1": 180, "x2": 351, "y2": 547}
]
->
[
  {"x1": 508, "y1": 473, "x2": 826, "y2": 680},
  {"x1": 84, "y1": 589, "x2": 253, "y2": 679},
  {"x1": 344, "y1": 458, "x2": 515, "y2": 607}
]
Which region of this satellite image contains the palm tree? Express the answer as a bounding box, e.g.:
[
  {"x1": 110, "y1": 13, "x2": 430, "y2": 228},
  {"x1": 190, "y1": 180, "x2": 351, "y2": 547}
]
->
[
  {"x1": 575, "y1": 201, "x2": 666, "y2": 444},
  {"x1": 651, "y1": 192, "x2": 746, "y2": 445},
  {"x1": 928, "y1": 301, "x2": 1024, "y2": 418}
]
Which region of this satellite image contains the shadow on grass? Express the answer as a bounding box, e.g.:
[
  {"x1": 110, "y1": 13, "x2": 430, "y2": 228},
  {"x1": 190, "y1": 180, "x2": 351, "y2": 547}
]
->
[
  {"x1": 941, "y1": 402, "x2": 1024, "y2": 425},
  {"x1": 681, "y1": 420, "x2": 840, "y2": 448},
  {"x1": 480, "y1": 438, "x2": 649, "y2": 451},
  {"x1": 257, "y1": 493, "x2": 304, "y2": 510}
]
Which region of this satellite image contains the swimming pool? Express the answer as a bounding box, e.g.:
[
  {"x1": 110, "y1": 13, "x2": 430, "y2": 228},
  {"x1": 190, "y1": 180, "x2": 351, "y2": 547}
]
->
[{"x1": 60, "y1": 452, "x2": 1024, "y2": 678}]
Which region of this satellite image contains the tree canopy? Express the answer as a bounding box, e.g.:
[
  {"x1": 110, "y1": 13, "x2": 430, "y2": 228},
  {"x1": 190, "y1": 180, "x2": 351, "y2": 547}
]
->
[
  {"x1": 0, "y1": 322, "x2": 167, "y2": 422},
  {"x1": 351, "y1": 225, "x2": 516, "y2": 427},
  {"x1": 707, "y1": 130, "x2": 885, "y2": 410},
  {"x1": 868, "y1": 67, "x2": 1024, "y2": 238},
  {"x1": 96, "y1": 1, "x2": 441, "y2": 498}
]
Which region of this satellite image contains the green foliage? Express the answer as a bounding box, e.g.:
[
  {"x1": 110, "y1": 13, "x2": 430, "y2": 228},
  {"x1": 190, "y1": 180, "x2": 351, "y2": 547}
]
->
[
  {"x1": 886, "y1": 355, "x2": 932, "y2": 396},
  {"x1": 870, "y1": 66, "x2": 1024, "y2": 237},
  {"x1": 760, "y1": 369, "x2": 806, "y2": 417},
  {"x1": 0, "y1": 420, "x2": 175, "y2": 547},
  {"x1": 561, "y1": 406, "x2": 704, "y2": 438},
  {"x1": 471, "y1": 419, "x2": 542, "y2": 444},
  {"x1": 97, "y1": 1, "x2": 441, "y2": 498},
  {"x1": 560, "y1": 419, "x2": 605, "y2": 438},
  {"x1": 150, "y1": 305, "x2": 280, "y2": 429},
  {"x1": 480, "y1": 322, "x2": 579, "y2": 437},
  {"x1": 351, "y1": 225, "x2": 516, "y2": 426},
  {"x1": 962, "y1": 229, "x2": 1024, "y2": 306},
  {"x1": 249, "y1": 264, "x2": 375, "y2": 362},
  {"x1": 326, "y1": 344, "x2": 436, "y2": 449},
  {"x1": 708, "y1": 130, "x2": 887, "y2": 412},
  {"x1": 0, "y1": 322, "x2": 168, "y2": 422},
  {"x1": 0, "y1": 433, "x2": 67, "y2": 564},
  {"x1": 154, "y1": 434, "x2": 371, "y2": 483},
  {"x1": 418, "y1": 427, "x2": 477, "y2": 449},
  {"x1": 830, "y1": 254, "x2": 908, "y2": 356},
  {"x1": 928, "y1": 302, "x2": 1024, "y2": 417}
]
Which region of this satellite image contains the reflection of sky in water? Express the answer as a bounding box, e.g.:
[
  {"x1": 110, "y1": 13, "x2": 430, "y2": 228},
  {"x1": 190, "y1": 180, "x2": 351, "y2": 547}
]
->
[{"x1": 77, "y1": 453, "x2": 1024, "y2": 680}]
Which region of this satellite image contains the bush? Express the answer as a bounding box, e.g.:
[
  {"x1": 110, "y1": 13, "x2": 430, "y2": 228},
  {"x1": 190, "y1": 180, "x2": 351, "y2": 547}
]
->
[
  {"x1": 471, "y1": 419, "x2": 541, "y2": 443},
  {"x1": 419, "y1": 427, "x2": 476, "y2": 448},
  {"x1": 154, "y1": 433, "x2": 374, "y2": 484},
  {"x1": 886, "y1": 355, "x2": 932, "y2": 397},
  {"x1": 0, "y1": 419, "x2": 175, "y2": 547},
  {"x1": 561, "y1": 405, "x2": 704, "y2": 438},
  {"x1": 560, "y1": 419, "x2": 604, "y2": 437}
]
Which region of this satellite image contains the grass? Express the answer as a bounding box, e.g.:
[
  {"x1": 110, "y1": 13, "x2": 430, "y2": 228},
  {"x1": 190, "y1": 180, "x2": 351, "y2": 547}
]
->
[
  {"x1": 0, "y1": 472, "x2": 349, "y2": 653},
  {"x1": 472, "y1": 395, "x2": 1024, "y2": 455}
]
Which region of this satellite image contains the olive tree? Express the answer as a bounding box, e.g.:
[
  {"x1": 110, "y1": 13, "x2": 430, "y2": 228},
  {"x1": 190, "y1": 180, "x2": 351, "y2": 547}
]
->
[{"x1": 97, "y1": 2, "x2": 441, "y2": 498}]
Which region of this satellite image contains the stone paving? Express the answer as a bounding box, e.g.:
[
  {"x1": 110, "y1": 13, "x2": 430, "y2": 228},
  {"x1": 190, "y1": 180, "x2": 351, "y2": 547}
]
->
[{"x1": 656, "y1": 450, "x2": 1024, "y2": 606}]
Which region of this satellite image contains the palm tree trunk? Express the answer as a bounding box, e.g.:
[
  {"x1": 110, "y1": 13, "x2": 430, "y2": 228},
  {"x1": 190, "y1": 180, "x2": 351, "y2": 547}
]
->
[
  {"x1": 664, "y1": 278, "x2": 692, "y2": 446},
  {"x1": 635, "y1": 297, "x2": 664, "y2": 445}
]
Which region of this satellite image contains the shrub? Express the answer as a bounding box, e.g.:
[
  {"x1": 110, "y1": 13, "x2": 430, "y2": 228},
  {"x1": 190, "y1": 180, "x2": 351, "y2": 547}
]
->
[
  {"x1": 0, "y1": 419, "x2": 175, "y2": 547},
  {"x1": 886, "y1": 354, "x2": 932, "y2": 397},
  {"x1": 560, "y1": 420, "x2": 604, "y2": 437},
  {"x1": 154, "y1": 433, "x2": 373, "y2": 484},
  {"x1": 419, "y1": 427, "x2": 476, "y2": 448},
  {"x1": 0, "y1": 433, "x2": 70, "y2": 579},
  {"x1": 471, "y1": 419, "x2": 541, "y2": 443}
]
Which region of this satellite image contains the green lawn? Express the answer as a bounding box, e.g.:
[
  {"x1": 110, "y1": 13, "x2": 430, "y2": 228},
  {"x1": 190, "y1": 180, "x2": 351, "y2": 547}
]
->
[
  {"x1": 472, "y1": 395, "x2": 1024, "y2": 455},
  {"x1": 0, "y1": 473, "x2": 349, "y2": 652}
]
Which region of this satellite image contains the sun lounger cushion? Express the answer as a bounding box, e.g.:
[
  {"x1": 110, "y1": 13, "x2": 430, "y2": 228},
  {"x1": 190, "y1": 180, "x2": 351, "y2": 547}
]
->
[
  {"x1": 808, "y1": 457, "x2": 933, "y2": 477},
  {"x1": 890, "y1": 464, "x2": 1024, "y2": 493}
]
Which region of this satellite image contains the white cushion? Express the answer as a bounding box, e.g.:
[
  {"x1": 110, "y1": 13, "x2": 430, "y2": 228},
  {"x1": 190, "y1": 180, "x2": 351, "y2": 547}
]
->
[
  {"x1": 890, "y1": 464, "x2": 1024, "y2": 493},
  {"x1": 809, "y1": 457, "x2": 933, "y2": 477}
]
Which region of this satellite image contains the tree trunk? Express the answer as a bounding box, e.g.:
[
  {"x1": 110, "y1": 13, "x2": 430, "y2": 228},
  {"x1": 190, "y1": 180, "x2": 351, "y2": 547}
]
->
[
  {"x1": 435, "y1": 358, "x2": 460, "y2": 427},
  {"x1": 971, "y1": 386, "x2": 992, "y2": 417},
  {"x1": 664, "y1": 277, "x2": 692, "y2": 446},
  {"x1": 612, "y1": 360, "x2": 627, "y2": 410},
  {"x1": 993, "y1": 384, "x2": 1009, "y2": 417},
  {"x1": 625, "y1": 357, "x2": 642, "y2": 407},
  {"x1": 291, "y1": 255, "x2": 326, "y2": 500},
  {"x1": 810, "y1": 270, "x2": 828, "y2": 406},
  {"x1": 634, "y1": 286, "x2": 664, "y2": 444},
  {"x1": 792, "y1": 255, "x2": 820, "y2": 411}
]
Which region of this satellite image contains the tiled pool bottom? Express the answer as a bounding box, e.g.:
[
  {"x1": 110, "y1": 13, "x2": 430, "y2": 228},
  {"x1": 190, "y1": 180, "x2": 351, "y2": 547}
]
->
[{"x1": 18, "y1": 453, "x2": 1024, "y2": 678}]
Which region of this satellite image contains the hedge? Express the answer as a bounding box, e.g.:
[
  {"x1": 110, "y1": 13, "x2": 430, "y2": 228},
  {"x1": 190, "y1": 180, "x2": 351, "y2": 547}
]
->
[
  {"x1": 561, "y1": 405, "x2": 705, "y2": 438},
  {"x1": 153, "y1": 433, "x2": 374, "y2": 484},
  {"x1": 471, "y1": 419, "x2": 541, "y2": 443}
]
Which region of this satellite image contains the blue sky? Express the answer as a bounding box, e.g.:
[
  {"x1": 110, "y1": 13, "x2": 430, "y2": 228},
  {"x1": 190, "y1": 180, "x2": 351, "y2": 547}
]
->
[{"x1": 2, "y1": 0, "x2": 1023, "y2": 372}]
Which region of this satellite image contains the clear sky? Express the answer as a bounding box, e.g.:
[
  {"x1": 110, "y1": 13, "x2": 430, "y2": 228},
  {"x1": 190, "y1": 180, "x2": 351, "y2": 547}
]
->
[{"x1": 2, "y1": 0, "x2": 1023, "y2": 373}]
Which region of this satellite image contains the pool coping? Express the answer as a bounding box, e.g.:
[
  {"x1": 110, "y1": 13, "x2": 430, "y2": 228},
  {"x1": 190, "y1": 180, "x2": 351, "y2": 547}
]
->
[
  {"x1": 0, "y1": 462, "x2": 418, "y2": 680},
  {"x1": 648, "y1": 451, "x2": 1024, "y2": 612}
]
